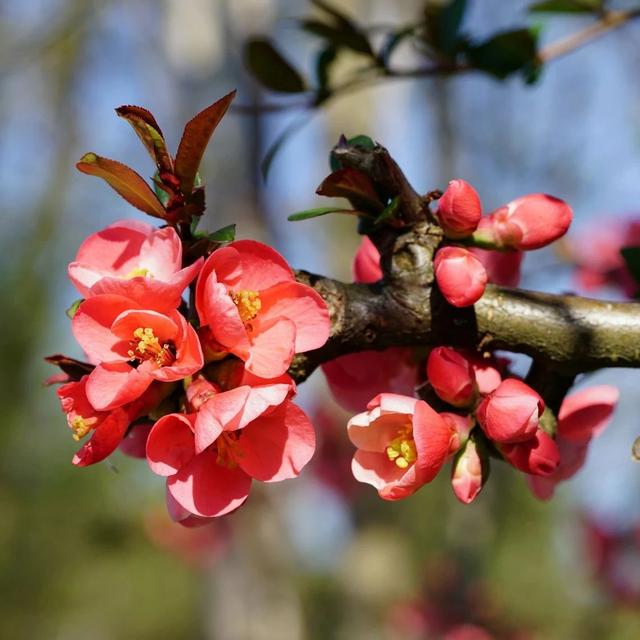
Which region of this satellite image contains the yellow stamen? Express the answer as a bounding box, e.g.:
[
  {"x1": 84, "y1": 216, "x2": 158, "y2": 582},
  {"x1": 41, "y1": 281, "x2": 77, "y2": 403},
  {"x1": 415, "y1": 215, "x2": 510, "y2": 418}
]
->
[
  {"x1": 231, "y1": 290, "x2": 261, "y2": 325},
  {"x1": 128, "y1": 327, "x2": 175, "y2": 367},
  {"x1": 386, "y1": 425, "x2": 417, "y2": 469},
  {"x1": 70, "y1": 415, "x2": 97, "y2": 441},
  {"x1": 125, "y1": 266, "x2": 153, "y2": 279}
]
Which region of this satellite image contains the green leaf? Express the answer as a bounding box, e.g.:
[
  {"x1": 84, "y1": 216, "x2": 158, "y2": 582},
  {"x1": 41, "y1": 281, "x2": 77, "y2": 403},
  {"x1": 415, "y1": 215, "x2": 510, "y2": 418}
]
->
[
  {"x1": 288, "y1": 206, "x2": 359, "y2": 221},
  {"x1": 465, "y1": 28, "x2": 539, "y2": 79},
  {"x1": 66, "y1": 299, "x2": 83, "y2": 320},
  {"x1": 153, "y1": 171, "x2": 171, "y2": 207},
  {"x1": 374, "y1": 196, "x2": 400, "y2": 226},
  {"x1": 115, "y1": 105, "x2": 173, "y2": 174},
  {"x1": 316, "y1": 45, "x2": 338, "y2": 95},
  {"x1": 621, "y1": 247, "x2": 640, "y2": 287},
  {"x1": 329, "y1": 134, "x2": 375, "y2": 171},
  {"x1": 244, "y1": 38, "x2": 307, "y2": 93},
  {"x1": 529, "y1": 0, "x2": 602, "y2": 12},
  {"x1": 424, "y1": 0, "x2": 468, "y2": 57},
  {"x1": 200, "y1": 223, "x2": 236, "y2": 243},
  {"x1": 316, "y1": 167, "x2": 382, "y2": 211},
  {"x1": 76, "y1": 153, "x2": 166, "y2": 219},
  {"x1": 380, "y1": 26, "x2": 418, "y2": 66},
  {"x1": 174, "y1": 90, "x2": 236, "y2": 196},
  {"x1": 310, "y1": 0, "x2": 374, "y2": 55}
]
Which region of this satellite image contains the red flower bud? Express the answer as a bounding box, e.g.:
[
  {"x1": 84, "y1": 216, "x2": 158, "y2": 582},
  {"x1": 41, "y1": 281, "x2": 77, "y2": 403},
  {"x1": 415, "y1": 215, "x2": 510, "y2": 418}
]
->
[
  {"x1": 434, "y1": 247, "x2": 487, "y2": 307},
  {"x1": 500, "y1": 430, "x2": 560, "y2": 476},
  {"x1": 437, "y1": 179, "x2": 482, "y2": 238},
  {"x1": 451, "y1": 438, "x2": 485, "y2": 504},
  {"x1": 476, "y1": 378, "x2": 545, "y2": 443},
  {"x1": 487, "y1": 194, "x2": 573, "y2": 250},
  {"x1": 469, "y1": 246, "x2": 523, "y2": 287},
  {"x1": 427, "y1": 347, "x2": 477, "y2": 407}
]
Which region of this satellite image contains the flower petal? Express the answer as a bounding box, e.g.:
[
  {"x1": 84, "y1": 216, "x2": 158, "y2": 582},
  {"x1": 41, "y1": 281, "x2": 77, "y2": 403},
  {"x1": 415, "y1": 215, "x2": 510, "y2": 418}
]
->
[
  {"x1": 72, "y1": 407, "x2": 131, "y2": 467},
  {"x1": 146, "y1": 413, "x2": 196, "y2": 476},
  {"x1": 86, "y1": 361, "x2": 153, "y2": 411},
  {"x1": 245, "y1": 318, "x2": 296, "y2": 378}
]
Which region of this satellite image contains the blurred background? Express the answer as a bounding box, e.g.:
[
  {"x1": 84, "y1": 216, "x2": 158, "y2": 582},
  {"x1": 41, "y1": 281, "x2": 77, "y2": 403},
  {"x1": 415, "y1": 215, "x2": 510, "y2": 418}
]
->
[{"x1": 2, "y1": 0, "x2": 640, "y2": 638}]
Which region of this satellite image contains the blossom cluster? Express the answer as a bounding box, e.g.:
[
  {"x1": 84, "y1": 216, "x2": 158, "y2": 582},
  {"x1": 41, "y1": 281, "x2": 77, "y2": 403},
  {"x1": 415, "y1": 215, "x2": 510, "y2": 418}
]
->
[
  {"x1": 324, "y1": 232, "x2": 618, "y2": 503},
  {"x1": 53, "y1": 220, "x2": 330, "y2": 525}
]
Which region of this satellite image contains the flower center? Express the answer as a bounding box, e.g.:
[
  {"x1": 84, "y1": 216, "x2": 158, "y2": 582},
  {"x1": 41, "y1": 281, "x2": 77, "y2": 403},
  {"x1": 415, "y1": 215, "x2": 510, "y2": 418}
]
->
[
  {"x1": 386, "y1": 424, "x2": 417, "y2": 469},
  {"x1": 128, "y1": 327, "x2": 176, "y2": 367},
  {"x1": 125, "y1": 267, "x2": 153, "y2": 279},
  {"x1": 215, "y1": 432, "x2": 239, "y2": 469},
  {"x1": 70, "y1": 415, "x2": 98, "y2": 441},
  {"x1": 231, "y1": 290, "x2": 261, "y2": 325}
]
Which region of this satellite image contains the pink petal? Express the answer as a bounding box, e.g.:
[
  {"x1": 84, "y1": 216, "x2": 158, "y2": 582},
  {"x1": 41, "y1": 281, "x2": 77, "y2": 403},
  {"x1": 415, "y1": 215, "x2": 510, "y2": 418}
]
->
[
  {"x1": 245, "y1": 318, "x2": 296, "y2": 378},
  {"x1": 353, "y1": 236, "x2": 382, "y2": 283},
  {"x1": 86, "y1": 361, "x2": 153, "y2": 411},
  {"x1": 237, "y1": 401, "x2": 316, "y2": 482},
  {"x1": 194, "y1": 403, "x2": 225, "y2": 453},
  {"x1": 168, "y1": 449, "x2": 252, "y2": 517},
  {"x1": 138, "y1": 226, "x2": 183, "y2": 280},
  {"x1": 258, "y1": 281, "x2": 330, "y2": 353},
  {"x1": 558, "y1": 385, "x2": 619, "y2": 444},
  {"x1": 351, "y1": 450, "x2": 419, "y2": 500},
  {"x1": 370, "y1": 392, "x2": 418, "y2": 415},
  {"x1": 412, "y1": 400, "x2": 454, "y2": 483},
  {"x1": 72, "y1": 407, "x2": 131, "y2": 467},
  {"x1": 118, "y1": 422, "x2": 153, "y2": 458},
  {"x1": 146, "y1": 413, "x2": 196, "y2": 476},
  {"x1": 72, "y1": 295, "x2": 138, "y2": 364},
  {"x1": 152, "y1": 313, "x2": 204, "y2": 382},
  {"x1": 348, "y1": 411, "x2": 413, "y2": 453},
  {"x1": 111, "y1": 309, "x2": 179, "y2": 343}
]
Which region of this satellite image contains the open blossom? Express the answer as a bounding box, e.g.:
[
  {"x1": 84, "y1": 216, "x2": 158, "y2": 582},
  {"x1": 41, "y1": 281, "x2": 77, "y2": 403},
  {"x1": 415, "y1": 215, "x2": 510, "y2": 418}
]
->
[
  {"x1": 68, "y1": 220, "x2": 202, "y2": 311},
  {"x1": 528, "y1": 386, "x2": 618, "y2": 499},
  {"x1": 437, "y1": 179, "x2": 482, "y2": 239},
  {"x1": 476, "y1": 378, "x2": 544, "y2": 443},
  {"x1": 434, "y1": 247, "x2": 487, "y2": 307},
  {"x1": 196, "y1": 240, "x2": 330, "y2": 378},
  {"x1": 347, "y1": 393, "x2": 453, "y2": 500},
  {"x1": 484, "y1": 194, "x2": 573, "y2": 251},
  {"x1": 146, "y1": 382, "x2": 315, "y2": 518},
  {"x1": 427, "y1": 347, "x2": 477, "y2": 408},
  {"x1": 57, "y1": 377, "x2": 170, "y2": 466},
  {"x1": 72, "y1": 294, "x2": 203, "y2": 410}
]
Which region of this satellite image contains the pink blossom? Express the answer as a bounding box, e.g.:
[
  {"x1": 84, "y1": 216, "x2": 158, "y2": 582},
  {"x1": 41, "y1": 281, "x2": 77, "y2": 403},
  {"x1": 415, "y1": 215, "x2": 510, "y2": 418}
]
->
[
  {"x1": 434, "y1": 247, "x2": 488, "y2": 307},
  {"x1": 427, "y1": 347, "x2": 477, "y2": 408},
  {"x1": 476, "y1": 378, "x2": 544, "y2": 443},
  {"x1": 528, "y1": 386, "x2": 618, "y2": 499},
  {"x1": 146, "y1": 384, "x2": 315, "y2": 517},
  {"x1": 196, "y1": 240, "x2": 330, "y2": 378},
  {"x1": 68, "y1": 220, "x2": 202, "y2": 311},
  {"x1": 437, "y1": 179, "x2": 482, "y2": 239},
  {"x1": 347, "y1": 393, "x2": 453, "y2": 500},
  {"x1": 72, "y1": 294, "x2": 203, "y2": 410},
  {"x1": 470, "y1": 246, "x2": 523, "y2": 287},
  {"x1": 353, "y1": 236, "x2": 382, "y2": 283}
]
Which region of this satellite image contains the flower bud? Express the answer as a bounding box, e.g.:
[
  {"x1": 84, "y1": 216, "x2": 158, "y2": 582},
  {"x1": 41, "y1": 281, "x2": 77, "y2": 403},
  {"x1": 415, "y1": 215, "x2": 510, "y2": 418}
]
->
[
  {"x1": 427, "y1": 347, "x2": 477, "y2": 407},
  {"x1": 487, "y1": 194, "x2": 573, "y2": 250},
  {"x1": 451, "y1": 438, "x2": 485, "y2": 504},
  {"x1": 500, "y1": 429, "x2": 560, "y2": 476},
  {"x1": 434, "y1": 247, "x2": 488, "y2": 307},
  {"x1": 469, "y1": 246, "x2": 523, "y2": 287},
  {"x1": 437, "y1": 179, "x2": 482, "y2": 238},
  {"x1": 476, "y1": 378, "x2": 545, "y2": 443}
]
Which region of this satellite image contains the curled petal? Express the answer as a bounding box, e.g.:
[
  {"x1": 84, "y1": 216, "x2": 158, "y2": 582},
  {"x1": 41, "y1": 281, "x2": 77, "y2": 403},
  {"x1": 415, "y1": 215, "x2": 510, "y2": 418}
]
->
[{"x1": 147, "y1": 413, "x2": 196, "y2": 476}]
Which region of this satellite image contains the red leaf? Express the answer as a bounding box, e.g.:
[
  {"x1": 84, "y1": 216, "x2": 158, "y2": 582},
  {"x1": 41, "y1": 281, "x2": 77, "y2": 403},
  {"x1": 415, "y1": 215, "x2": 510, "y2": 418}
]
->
[
  {"x1": 45, "y1": 354, "x2": 94, "y2": 381},
  {"x1": 174, "y1": 90, "x2": 236, "y2": 195},
  {"x1": 316, "y1": 167, "x2": 382, "y2": 211},
  {"x1": 116, "y1": 105, "x2": 174, "y2": 174},
  {"x1": 76, "y1": 153, "x2": 166, "y2": 219}
]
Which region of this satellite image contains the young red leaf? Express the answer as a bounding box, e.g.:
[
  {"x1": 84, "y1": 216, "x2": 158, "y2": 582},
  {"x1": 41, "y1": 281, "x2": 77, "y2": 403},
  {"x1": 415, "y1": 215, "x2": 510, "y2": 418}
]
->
[
  {"x1": 316, "y1": 167, "x2": 382, "y2": 211},
  {"x1": 174, "y1": 90, "x2": 236, "y2": 196},
  {"x1": 45, "y1": 354, "x2": 94, "y2": 381},
  {"x1": 115, "y1": 105, "x2": 174, "y2": 174},
  {"x1": 76, "y1": 153, "x2": 167, "y2": 219}
]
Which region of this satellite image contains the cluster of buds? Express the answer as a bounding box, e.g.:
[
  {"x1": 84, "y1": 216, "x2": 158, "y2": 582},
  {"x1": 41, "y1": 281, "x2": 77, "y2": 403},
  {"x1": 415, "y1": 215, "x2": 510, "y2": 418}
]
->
[
  {"x1": 433, "y1": 180, "x2": 573, "y2": 306},
  {"x1": 52, "y1": 221, "x2": 330, "y2": 525}
]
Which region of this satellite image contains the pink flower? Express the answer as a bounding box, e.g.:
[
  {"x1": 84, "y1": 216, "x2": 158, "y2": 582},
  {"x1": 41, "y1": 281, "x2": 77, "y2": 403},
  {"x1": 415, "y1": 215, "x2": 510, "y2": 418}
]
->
[
  {"x1": 440, "y1": 412, "x2": 474, "y2": 453},
  {"x1": 500, "y1": 430, "x2": 560, "y2": 476},
  {"x1": 322, "y1": 348, "x2": 417, "y2": 413},
  {"x1": 485, "y1": 194, "x2": 573, "y2": 250},
  {"x1": 118, "y1": 421, "x2": 153, "y2": 458},
  {"x1": 434, "y1": 247, "x2": 487, "y2": 307},
  {"x1": 146, "y1": 384, "x2": 315, "y2": 517},
  {"x1": 347, "y1": 393, "x2": 453, "y2": 500},
  {"x1": 470, "y1": 246, "x2": 523, "y2": 287},
  {"x1": 451, "y1": 438, "x2": 484, "y2": 504},
  {"x1": 476, "y1": 378, "x2": 544, "y2": 443},
  {"x1": 353, "y1": 236, "x2": 382, "y2": 283},
  {"x1": 468, "y1": 354, "x2": 504, "y2": 396},
  {"x1": 528, "y1": 385, "x2": 618, "y2": 499},
  {"x1": 427, "y1": 347, "x2": 477, "y2": 408},
  {"x1": 437, "y1": 179, "x2": 482, "y2": 239},
  {"x1": 72, "y1": 294, "x2": 203, "y2": 410},
  {"x1": 196, "y1": 240, "x2": 330, "y2": 378},
  {"x1": 57, "y1": 376, "x2": 169, "y2": 466},
  {"x1": 68, "y1": 220, "x2": 202, "y2": 311}
]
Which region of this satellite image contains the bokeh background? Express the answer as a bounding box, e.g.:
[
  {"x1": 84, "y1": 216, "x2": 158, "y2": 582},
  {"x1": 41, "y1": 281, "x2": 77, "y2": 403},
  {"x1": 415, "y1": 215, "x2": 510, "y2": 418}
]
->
[{"x1": 2, "y1": 0, "x2": 640, "y2": 638}]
